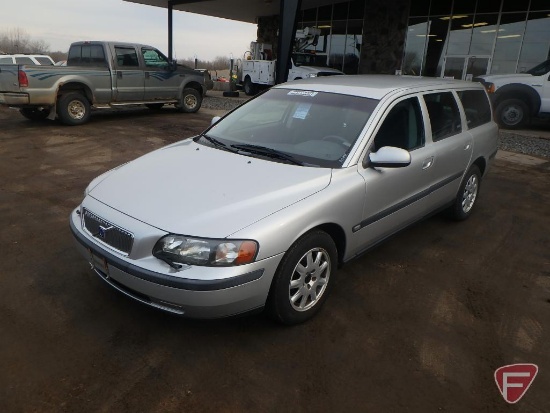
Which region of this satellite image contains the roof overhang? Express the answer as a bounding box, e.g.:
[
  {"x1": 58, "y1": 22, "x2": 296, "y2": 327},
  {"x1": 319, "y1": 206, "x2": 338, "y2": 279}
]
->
[{"x1": 124, "y1": 0, "x2": 340, "y2": 24}]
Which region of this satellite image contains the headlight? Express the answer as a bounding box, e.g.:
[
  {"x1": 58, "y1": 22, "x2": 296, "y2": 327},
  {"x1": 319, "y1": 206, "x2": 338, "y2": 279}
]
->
[
  {"x1": 153, "y1": 235, "x2": 258, "y2": 267},
  {"x1": 306, "y1": 73, "x2": 318, "y2": 78}
]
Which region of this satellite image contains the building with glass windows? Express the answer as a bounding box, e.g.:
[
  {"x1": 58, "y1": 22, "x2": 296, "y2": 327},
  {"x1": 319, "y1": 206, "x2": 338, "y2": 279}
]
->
[{"x1": 129, "y1": 0, "x2": 550, "y2": 80}]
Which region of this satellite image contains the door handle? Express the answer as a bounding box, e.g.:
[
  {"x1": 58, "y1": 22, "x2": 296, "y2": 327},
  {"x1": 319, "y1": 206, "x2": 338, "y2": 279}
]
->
[
  {"x1": 464, "y1": 143, "x2": 471, "y2": 151},
  {"x1": 422, "y1": 156, "x2": 434, "y2": 170}
]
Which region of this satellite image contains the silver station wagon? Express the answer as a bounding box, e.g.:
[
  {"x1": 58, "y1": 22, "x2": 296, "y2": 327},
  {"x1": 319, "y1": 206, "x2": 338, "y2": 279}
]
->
[{"x1": 70, "y1": 75, "x2": 498, "y2": 324}]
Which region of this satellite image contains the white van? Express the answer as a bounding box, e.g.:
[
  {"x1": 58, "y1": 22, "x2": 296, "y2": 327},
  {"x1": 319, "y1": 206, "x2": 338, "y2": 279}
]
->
[{"x1": 0, "y1": 54, "x2": 55, "y2": 65}]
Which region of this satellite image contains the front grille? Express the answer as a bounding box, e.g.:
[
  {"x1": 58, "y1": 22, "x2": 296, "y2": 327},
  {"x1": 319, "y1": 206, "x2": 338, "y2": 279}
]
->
[{"x1": 82, "y1": 208, "x2": 134, "y2": 255}]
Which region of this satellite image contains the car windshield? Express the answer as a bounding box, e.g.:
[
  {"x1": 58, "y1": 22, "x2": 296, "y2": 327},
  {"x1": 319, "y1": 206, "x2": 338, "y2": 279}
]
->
[
  {"x1": 293, "y1": 53, "x2": 328, "y2": 67},
  {"x1": 203, "y1": 88, "x2": 378, "y2": 168},
  {"x1": 525, "y1": 59, "x2": 550, "y2": 76}
]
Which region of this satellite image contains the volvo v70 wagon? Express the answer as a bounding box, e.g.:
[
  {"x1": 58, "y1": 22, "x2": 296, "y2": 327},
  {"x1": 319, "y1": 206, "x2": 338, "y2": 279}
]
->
[{"x1": 70, "y1": 75, "x2": 498, "y2": 324}]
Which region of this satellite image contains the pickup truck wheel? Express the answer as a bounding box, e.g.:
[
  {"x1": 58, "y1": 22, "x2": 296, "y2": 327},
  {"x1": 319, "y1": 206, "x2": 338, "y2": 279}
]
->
[
  {"x1": 495, "y1": 99, "x2": 529, "y2": 129},
  {"x1": 176, "y1": 88, "x2": 201, "y2": 113},
  {"x1": 266, "y1": 230, "x2": 337, "y2": 325},
  {"x1": 20, "y1": 107, "x2": 50, "y2": 121},
  {"x1": 244, "y1": 77, "x2": 257, "y2": 96},
  {"x1": 57, "y1": 92, "x2": 91, "y2": 126},
  {"x1": 145, "y1": 103, "x2": 164, "y2": 110}
]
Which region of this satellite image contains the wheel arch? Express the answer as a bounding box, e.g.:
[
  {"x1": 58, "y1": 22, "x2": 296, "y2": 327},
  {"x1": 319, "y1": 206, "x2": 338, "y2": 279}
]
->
[
  {"x1": 299, "y1": 223, "x2": 347, "y2": 267},
  {"x1": 494, "y1": 84, "x2": 541, "y2": 115},
  {"x1": 471, "y1": 156, "x2": 487, "y2": 177},
  {"x1": 182, "y1": 81, "x2": 204, "y2": 96},
  {"x1": 57, "y1": 82, "x2": 93, "y2": 103}
]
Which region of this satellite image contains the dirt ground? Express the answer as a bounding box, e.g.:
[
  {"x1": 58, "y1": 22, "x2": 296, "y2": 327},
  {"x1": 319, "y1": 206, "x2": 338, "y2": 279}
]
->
[{"x1": 0, "y1": 105, "x2": 549, "y2": 413}]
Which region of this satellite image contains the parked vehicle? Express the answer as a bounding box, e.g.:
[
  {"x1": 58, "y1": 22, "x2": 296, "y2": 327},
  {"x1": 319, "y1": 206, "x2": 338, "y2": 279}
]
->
[
  {"x1": 0, "y1": 54, "x2": 55, "y2": 65},
  {"x1": 477, "y1": 59, "x2": 550, "y2": 129},
  {"x1": 70, "y1": 75, "x2": 498, "y2": 324},
  {"x1": 240, "y1": 28, "x2": 343, "y2": 96},
  {"x1": 0, "y1": 41, "x2": 205, "y2": 125}
]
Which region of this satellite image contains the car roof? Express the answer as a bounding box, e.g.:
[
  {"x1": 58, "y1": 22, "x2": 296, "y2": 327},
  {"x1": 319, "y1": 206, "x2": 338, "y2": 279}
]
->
[{"x1": 275, "y1": 75, "x2": 482, "y2": 100}]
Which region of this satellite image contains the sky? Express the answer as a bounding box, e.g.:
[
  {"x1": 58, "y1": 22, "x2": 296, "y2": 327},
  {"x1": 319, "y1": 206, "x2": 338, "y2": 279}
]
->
[{"x1": 3, "y1": 0, "x2": 258, "y2": 61}]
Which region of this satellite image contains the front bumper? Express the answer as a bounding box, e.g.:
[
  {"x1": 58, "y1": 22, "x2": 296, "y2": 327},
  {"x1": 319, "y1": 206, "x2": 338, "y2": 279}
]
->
[
  {"x1": 70, "y1": 208, "x2": 283, "y2": 318},
  {"x1": 0, "y1": 92, "x2": 29, "y2": 105}
]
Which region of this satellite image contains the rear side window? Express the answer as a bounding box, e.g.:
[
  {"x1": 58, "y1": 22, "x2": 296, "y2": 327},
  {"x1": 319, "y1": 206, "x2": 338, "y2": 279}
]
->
[
  {"x1": 35, "y1": 57, "x2": 54, "y2": 65},
  {"x1": 68, "y1": 45, "x2": 106, "y2": 66},
  {"x1": 115, "y1": 47, "x2": 139, "y2": 67},
  {"x1": 423, "y1": 92, "x2": 462, "y2": 141},
  {"x1": 457, "y1": 89, "x2": 492, "y2": 128},
  {"x1": 15, "y1": 57, "x2": 34, "y2": 65},
  {"x1": 0, "y1": 57, "x2": 13, "y2": 64}
]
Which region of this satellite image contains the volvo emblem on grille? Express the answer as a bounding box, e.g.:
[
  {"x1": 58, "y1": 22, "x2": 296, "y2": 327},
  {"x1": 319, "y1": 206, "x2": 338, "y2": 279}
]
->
[{"x1": 98, "y1": 225, "x2": 113, "y2": 239}]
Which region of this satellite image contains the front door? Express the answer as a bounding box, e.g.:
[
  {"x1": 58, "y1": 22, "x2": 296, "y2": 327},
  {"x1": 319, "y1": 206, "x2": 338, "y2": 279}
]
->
[
  {"x1": 442, "y1": 55, "x2": 491, "y2": 80},
  {"x1": 141, "y1": 48, "x2": 181, "y2": 101}
]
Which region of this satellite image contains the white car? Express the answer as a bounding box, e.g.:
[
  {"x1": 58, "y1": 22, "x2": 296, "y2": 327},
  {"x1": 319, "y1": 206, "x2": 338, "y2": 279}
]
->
[
  {"x1": 70, "y1": 75, "x2": 498, "y2": 324},
  {"x1": 0, "y1": 54, "x2": 54, "y2": 65}
]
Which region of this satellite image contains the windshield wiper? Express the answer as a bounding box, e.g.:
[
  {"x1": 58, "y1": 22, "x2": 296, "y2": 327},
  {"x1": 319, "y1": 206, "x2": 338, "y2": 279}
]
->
[
  {"x1": 196, "y1": 134, "x2": 238, "y2": 153},
  {"x1": 230, "y1": 144, "x2": 304, "y2": 165}
]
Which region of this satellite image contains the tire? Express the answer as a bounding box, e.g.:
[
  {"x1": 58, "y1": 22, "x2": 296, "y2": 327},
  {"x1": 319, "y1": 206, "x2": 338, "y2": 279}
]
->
[
  {"x1": 243, "y1": 76, "x2": 257, "y2": 96},
  {"x1": 176, "y1": 88, "x2": 201, "y2": 113},
  {"x1": 145, "y1": 103, "x2": 164, "y2": 110},
  {"x1": 446, "y1": 165, "x2": 481, "y2": 221},
  {"x1": 267, "y1": 230, "x2": 337, "y2": 325},
  {"x1": 20, "y1": 107, "x2": 50, "y2": 121},
  {"x1": 495, "y1": 98, "x2": 529, "y2": 129},
  {"x1": 57, "y1": 92, "x2": 91, "y2": 126}
]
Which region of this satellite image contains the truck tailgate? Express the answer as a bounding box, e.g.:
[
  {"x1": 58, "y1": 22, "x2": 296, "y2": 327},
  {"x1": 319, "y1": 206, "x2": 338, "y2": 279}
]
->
[{"x1": 0, "y1": 65, "x2": 21, "y2": 92}]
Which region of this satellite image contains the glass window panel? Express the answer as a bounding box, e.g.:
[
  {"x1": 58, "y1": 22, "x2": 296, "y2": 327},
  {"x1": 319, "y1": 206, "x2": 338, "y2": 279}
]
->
[
  {"x1": 425, "y1": 18, "x2": 450, "y2": 77},
  {"x1": 409, "y1": 0, "x2": 430, "y2": 16},
  {"x1": 423, "y1": 92, "x2": 462, "y2": 141},
  {"x1": 457, "y1": 90, "x2": 493, "y2": 128},
  {"x1": 502, "y1": 0, "x2": 526, "y2": 12},
  {"x1": 343, "y1": 19, "x2": 363, "y2": 74},
  {"x1": 115, "y1": 47, "x2": 139, "y2": 67},
  {"x1": 318, "y1": 5, "x2": 332, "y2": 20},
  {"x1": 491, "y1": 13, "x2": 527, "y2": 73},
  {"x1": 403, "y1": 17, "x2": 429, "y2": 75},
  {"x1": 333, "y1": 1, "x2": 349, "y2": 20},
  {"x1": 518, "y1": 12, "x2": 550, "y2": 72},
  {"x1": 0, "y1": 57, "x2": 12, "y2": 64},
  {"x1": 349, "y1": 0, "x2": 365, "y2": 18},
  {"x1": 453, "y1": 0, "x2": 476, "y2": 15},
  {"x1": 328, "y1": 21, "x2": 347, "y2": 71},
  {"x1": 444, "y1": 56, "x2": 466, "y2": 79},
  {"x1": 15, "y1": 57, "x2": 34, "y2": 65},
  {"x1": 530, "y1": 0, "x2": 550, "y2": 11},
  {"x1": 302, "y1": 7, "x2": 317, "y2": 22},
  {"x1": 476, "y1": 0, "x2": 502, "y2": 14},
  {"x1": 469, "y1": 13, "x2": 499, "y2": 54},
  {"x1": 430, "y1": 1, "x2": 452, "y2": 16},
  {"x1": 465, "y1": 56, "x2": 491, "y2": 78},
  {"x1": 447, "y1": 15, "x2": 474, "y2": 55}
]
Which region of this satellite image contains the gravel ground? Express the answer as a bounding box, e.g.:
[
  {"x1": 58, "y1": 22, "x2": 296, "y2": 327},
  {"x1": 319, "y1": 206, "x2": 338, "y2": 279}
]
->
[{"x1": 203, "y1": 91, "x2": 550, "y2": 159}]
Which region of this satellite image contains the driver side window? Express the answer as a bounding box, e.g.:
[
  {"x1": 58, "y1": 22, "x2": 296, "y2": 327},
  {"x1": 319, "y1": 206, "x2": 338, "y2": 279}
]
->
[
  {"x1": 373, "y1": 97, "x2": 425, "y2": 151},
  {"x1": 142, "y1": 48, "x2": 169, "y2": 69}
]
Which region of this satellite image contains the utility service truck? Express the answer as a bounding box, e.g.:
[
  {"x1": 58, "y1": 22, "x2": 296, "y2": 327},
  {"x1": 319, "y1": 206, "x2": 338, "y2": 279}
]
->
[{"x1": 240, "y1": 27, "x2": 344, "y2": 96}]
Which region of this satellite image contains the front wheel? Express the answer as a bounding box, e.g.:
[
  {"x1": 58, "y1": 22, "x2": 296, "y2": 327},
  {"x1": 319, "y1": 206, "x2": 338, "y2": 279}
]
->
[
  {"x1": 267, "y1": 231, "x2": 337, "y2": 325},
  {"x1": 446, "y1": 165, "x2": 481, "y2": 221},
  {"x1": 57, "y1": 92, "x2": 91, "y2": 126},
  {"x1": 495, "y1": 99, "x2": 529, "y2": 129},
  {"x1": 20, "y1": 107, "x2": 50, "y2": 121},
  {"x1": 176, "y1": 88, "x2": 201, "y2": 113},
  {"x1": 243, "y1": 77, "x2": 257, "y2": 96}
]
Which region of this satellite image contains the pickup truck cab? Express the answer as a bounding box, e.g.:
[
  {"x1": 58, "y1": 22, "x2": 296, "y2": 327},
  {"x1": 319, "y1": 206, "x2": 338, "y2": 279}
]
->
[
  {"x1": 477, "y1": 59, "x2": 550, "y2": 129},
  {"x1": 0, "y1": 41, "x2": 205, "y2": 125}
]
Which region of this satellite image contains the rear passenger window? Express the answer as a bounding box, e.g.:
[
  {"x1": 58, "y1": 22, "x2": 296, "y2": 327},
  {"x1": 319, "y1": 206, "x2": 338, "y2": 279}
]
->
[
  {"x1": 457, "y1": 89, "x2": 492, "y2": 128},
  {"x1": 35, "y1": 57, "x2": 53, "y2": 65},
  {"x1": 115, "y1": 47, "x2": 139, "y2": 67},
  {"x1": 373, "y1": 97, "x2": 425, "y2": 151},
  {"x1": 424, "y1": 92, "x2": 462, "y2": 141},
  {"x1": 15, "y1": 57, "x2": 34, "y2": 65},
  {"x1": 67, "y1": 45, "x2": 106, "y2": 66},
  {"x1": 0, "y1": 57, "x2": 13, "y2": 64}
]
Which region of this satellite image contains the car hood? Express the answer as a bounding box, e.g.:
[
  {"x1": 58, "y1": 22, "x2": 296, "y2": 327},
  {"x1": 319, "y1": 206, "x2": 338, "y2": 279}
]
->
[
  {"x1": 478, "y1": 73, "x2": 533, "y2": 84},
  {"x1": 88, "y1": 139, "x2": 332, "y2": 237}
]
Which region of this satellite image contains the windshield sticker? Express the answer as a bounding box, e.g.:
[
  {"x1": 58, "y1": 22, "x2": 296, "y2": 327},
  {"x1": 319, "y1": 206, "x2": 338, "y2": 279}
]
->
[
  {"x1": 287, "y1": 90, "x2": 318, "y2": 97},
  {"x1": 293, "y1": 103, "x2": 312, "y2": 119}
]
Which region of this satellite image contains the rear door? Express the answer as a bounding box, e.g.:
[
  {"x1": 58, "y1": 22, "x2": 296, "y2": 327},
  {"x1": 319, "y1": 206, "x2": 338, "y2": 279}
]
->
[
  {"x1": 421, "y1": 90, "x2": 473, "y2": 207},
  {"x1": 113, "y1": 46, "x2": 144, "y2": 102},
  {"x1": 140, "y1": 47, "x2": 179, "y2": 100}
]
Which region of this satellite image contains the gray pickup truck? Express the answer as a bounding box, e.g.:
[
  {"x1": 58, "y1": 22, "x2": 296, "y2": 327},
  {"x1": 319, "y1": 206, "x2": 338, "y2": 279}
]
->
[{"x1": 0, "y1": 41, "x2": 206, "y2": 125}]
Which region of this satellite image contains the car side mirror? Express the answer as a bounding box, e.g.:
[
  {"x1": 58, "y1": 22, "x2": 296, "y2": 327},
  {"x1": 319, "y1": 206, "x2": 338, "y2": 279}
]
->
[
  {"x1": 368, "y1": 146, "x2": 411, "y2": 168},
  {"x1": 211, "y1": 116, "x2": 221, "y2": 126}
]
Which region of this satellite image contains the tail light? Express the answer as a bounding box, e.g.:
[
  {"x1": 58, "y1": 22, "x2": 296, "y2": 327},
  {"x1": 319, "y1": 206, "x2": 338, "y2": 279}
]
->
[{"x1": 18, "y1": 70, "x2": 29, "y2": 87}]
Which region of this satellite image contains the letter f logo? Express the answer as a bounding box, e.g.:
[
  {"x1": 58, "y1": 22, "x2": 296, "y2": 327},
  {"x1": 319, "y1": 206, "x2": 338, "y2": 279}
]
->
[{"x1": 495, "y1": 364, "x2": 538, "y2": 404}]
